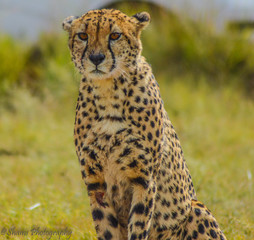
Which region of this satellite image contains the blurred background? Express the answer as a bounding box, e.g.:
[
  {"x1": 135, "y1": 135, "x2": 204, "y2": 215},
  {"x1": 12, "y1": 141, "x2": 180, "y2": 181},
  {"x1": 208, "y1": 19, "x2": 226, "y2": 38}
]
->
[{"x1": 0, "y1": 0, "x2": 254, "y2": 239}]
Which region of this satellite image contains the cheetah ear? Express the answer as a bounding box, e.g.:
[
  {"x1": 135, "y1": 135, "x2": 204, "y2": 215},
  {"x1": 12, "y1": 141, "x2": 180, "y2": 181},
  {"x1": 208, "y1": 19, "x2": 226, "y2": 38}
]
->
[
  {"x1": 62, "y1": 16, "x2": 79, "y2": 32},
  {"x1": 132, "y1": 12, "x2": 150, "y2": 31}
]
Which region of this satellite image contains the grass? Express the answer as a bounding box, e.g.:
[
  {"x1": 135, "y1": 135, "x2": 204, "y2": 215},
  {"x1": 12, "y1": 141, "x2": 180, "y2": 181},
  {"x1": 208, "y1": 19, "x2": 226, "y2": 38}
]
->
[{"x1": 0, "y1": 78, "x2": 253, "y2": 239}]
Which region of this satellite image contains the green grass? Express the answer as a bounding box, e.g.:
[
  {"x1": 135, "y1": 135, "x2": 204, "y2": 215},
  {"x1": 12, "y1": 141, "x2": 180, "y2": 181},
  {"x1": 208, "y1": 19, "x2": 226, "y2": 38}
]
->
[{"x1": 0, "y1": 78, "x2": 253, "y2": 239}]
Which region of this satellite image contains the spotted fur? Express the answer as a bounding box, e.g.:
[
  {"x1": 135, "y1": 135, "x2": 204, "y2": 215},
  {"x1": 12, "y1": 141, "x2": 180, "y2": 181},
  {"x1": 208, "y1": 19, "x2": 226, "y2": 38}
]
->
[{"x1": 63, "y1": 9, "x2": 227, "y2": 240}]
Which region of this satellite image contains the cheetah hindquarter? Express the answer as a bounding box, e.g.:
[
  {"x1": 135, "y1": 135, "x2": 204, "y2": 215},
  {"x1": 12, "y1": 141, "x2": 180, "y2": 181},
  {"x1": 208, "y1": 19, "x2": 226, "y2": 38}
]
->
[{"x1": 63, "y1": 9, "x2": 227, "y2": 240}]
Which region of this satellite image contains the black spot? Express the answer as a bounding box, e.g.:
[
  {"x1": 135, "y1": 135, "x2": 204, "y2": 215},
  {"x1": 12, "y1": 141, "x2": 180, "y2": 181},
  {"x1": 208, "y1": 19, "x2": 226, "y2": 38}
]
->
[
  {"x1": 210, "y1": 229, "x2": 218, "y2": 239},
  {"x1": 105, "y1": 134, "x2": 111, "y2": 140},
  {"x1": 143, "y1": 98, "x2": 148, "y2": 105},
  {"x1": 88, "y1": 166, "x2": 96, "y2": 175},
  {"x1": 197, "y1": 203, "x2": 205, "y2": 208},
  {"x1": 147, "y1": 132, "x2": 153, "y2": 141},
  {"x1": 82, "y1": 111, "x2": 88, "y2": 117},
  {"x1": 172, "y1": 211, "x2": 177, "y2": 219},
  {"x1": 131, "y1": 177, "x2": 149, "y2": 189},
  {"x1": 187, "y1": 236, "x2": 192, "y2": 240},
  {"x1": 82, "y1": 146, "x2": 89, "y2": 152},
  {"x1": 213, "y1": 221, "x2": 218, "y2": 228},
  {"x1": 192, "y1": 230, "x2": 198, "y2": 239},
  {"x1": 188, "y1": 215, "x2": 193, "y2": 223},
  {"x1": 112, "y1": 104, "x2": 120, "y2": 109},
  {"x1": 128, "y1": 160, "x2": 138, "y2": 168},
  {"x1": 104, "y1": 230, "x2": 112, "y2": 240},
  {"x1": 116, "y1": 128, "x2": 126, "y2": 134},
  {"x1": 180, "y1": 208, "x2": 185, "y2": 215},
  {"x1": 135, "y1": 221, "x2": 145, "y2": 229},
  {"x1": 135, "y1": 96, "x2": 141, "y2": 103},
  {"x1": 182, "y1": 230, "x2": 188, "y2": 238},
  {"x1": 112, "y1": 185, "x2": 118, "y2": 192},
  {"x1": 87, "y1": 86, "x2": 93, "y2": 93},
  {"x1": 139, "y1": 86, "x2": 145, "y2": 93},
  {"x1": 92, "y1": 209, "x2": 104, "y2": 221},
  {"x1": 156, "y1": 130, "x2": 160, "y2": 137},
  {"x1": 132, "y1": 203, "x2": 145, "y2": 215},
  {"x1": 107, "y1": 214, "x2": 118, "y2": 228},
  {"x1": 129, "y1": 106, "x2": 135, "y2": 113},
  {"x1": 194, "y1": 208, "x2": 201, "y2": 217},
  {"x1": 128, "y1": 89, "x2": 134, "y2": 97},
  {"x1": 137, "y1": 107, "x2": 145, "y2": 113},
  {"x1": 131, "y1": 120, "x2": 140, "y2": 128},
  {"x1": 119, "y1": 76, "x2": 126, "y2": 84},
  {"x1": 130, "y1": 233, "x2": 137, "y2": 240},
  {"x1": 148, "y1": 199, "x2": 153, "y2": 208},
  {"x1": 89, "y1": 150, "x2": 97, "y2": 160},
  {"x1": 120, "y1": 147, "x2": 132, "y2": 157},
  {"x1": 198, "y1": 223, "x2": 205, "y2": 234},
  {"x1": 87, "y1": 182, "x2": 100, "y2": 191},
  {"x1": 204, "y1": 219, "x2": 209, "y2": 227},
  {"x1": 98, "y1": 105, "x2": 105, "y2": 110},
  {"x1": 163, "y1": 213, "x2": 170, "y2": 220}
]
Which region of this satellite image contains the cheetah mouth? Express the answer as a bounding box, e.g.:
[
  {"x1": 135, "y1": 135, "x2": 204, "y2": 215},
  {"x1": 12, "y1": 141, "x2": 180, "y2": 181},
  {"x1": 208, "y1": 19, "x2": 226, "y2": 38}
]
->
[{"x1": 91, "y1": 69, "x2": 106, "y2": 75}]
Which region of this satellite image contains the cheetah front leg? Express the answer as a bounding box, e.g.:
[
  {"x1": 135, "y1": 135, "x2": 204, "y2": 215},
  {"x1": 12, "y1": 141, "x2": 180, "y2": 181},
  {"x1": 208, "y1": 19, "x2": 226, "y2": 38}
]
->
[
  {"x1": 89, "y1": 192, "x2": 121, "y2": 239},
  {"x1": 128, "y1": 180, "x2": 156, "y2": 240},
  {"x1": 88, "y1": 189, "x2": 121, "y2": 240}
]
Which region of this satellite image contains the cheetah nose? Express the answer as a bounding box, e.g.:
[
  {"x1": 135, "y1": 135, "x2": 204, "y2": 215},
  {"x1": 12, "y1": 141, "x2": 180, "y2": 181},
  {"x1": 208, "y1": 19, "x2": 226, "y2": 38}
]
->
[{"x1": 89, "y1": 53, "x2": 105, "y2": 66}]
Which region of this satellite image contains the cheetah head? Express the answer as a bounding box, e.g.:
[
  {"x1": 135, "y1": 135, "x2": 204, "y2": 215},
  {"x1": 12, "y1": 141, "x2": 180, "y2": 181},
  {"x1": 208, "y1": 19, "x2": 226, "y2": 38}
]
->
[{"x1": 63, "y1": 9, "x2": 150, "y2": 81}]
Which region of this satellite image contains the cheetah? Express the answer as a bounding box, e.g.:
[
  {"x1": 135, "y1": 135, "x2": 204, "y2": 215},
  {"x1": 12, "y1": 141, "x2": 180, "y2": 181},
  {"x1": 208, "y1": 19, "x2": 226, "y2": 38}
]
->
[{"x1": 63, "y1": 9, "x2": 227, "y2": 240}]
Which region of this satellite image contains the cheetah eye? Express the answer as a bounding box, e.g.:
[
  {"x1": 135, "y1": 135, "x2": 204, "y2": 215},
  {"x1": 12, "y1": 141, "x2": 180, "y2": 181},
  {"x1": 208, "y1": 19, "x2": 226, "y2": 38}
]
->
[
  {"x1": 109, "y1": 32, "x2": 122, "y2": 41},
  {"x1": 77, "y1": 33, "x2": 88, "y2": 41}
]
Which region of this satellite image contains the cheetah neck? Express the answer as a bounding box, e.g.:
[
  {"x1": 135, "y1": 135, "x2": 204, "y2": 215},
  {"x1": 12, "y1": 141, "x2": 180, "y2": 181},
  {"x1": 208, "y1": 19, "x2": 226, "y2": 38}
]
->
[
  {"x1": 79, "y1": 60, "x2": 150, "y2": 109},
  {"x1": 76, "y1": 59, "x2": 152, "y2": 135}
]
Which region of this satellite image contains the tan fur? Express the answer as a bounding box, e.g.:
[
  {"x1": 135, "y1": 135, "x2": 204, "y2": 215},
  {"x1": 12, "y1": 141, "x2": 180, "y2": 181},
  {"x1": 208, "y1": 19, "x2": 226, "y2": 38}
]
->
[{"x1": 63, "y1": 9, "x2": 227, "y2": 240}]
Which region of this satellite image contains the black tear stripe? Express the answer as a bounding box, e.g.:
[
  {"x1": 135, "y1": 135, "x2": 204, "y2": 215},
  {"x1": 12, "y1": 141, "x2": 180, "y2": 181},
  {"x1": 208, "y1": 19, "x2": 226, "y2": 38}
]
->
[
  {"x1": 108, "y1": 41, "x2": 116, "y2": 72},
  {"x1": 81, "y1": 44, "x2": 88, "y2": 68}
]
